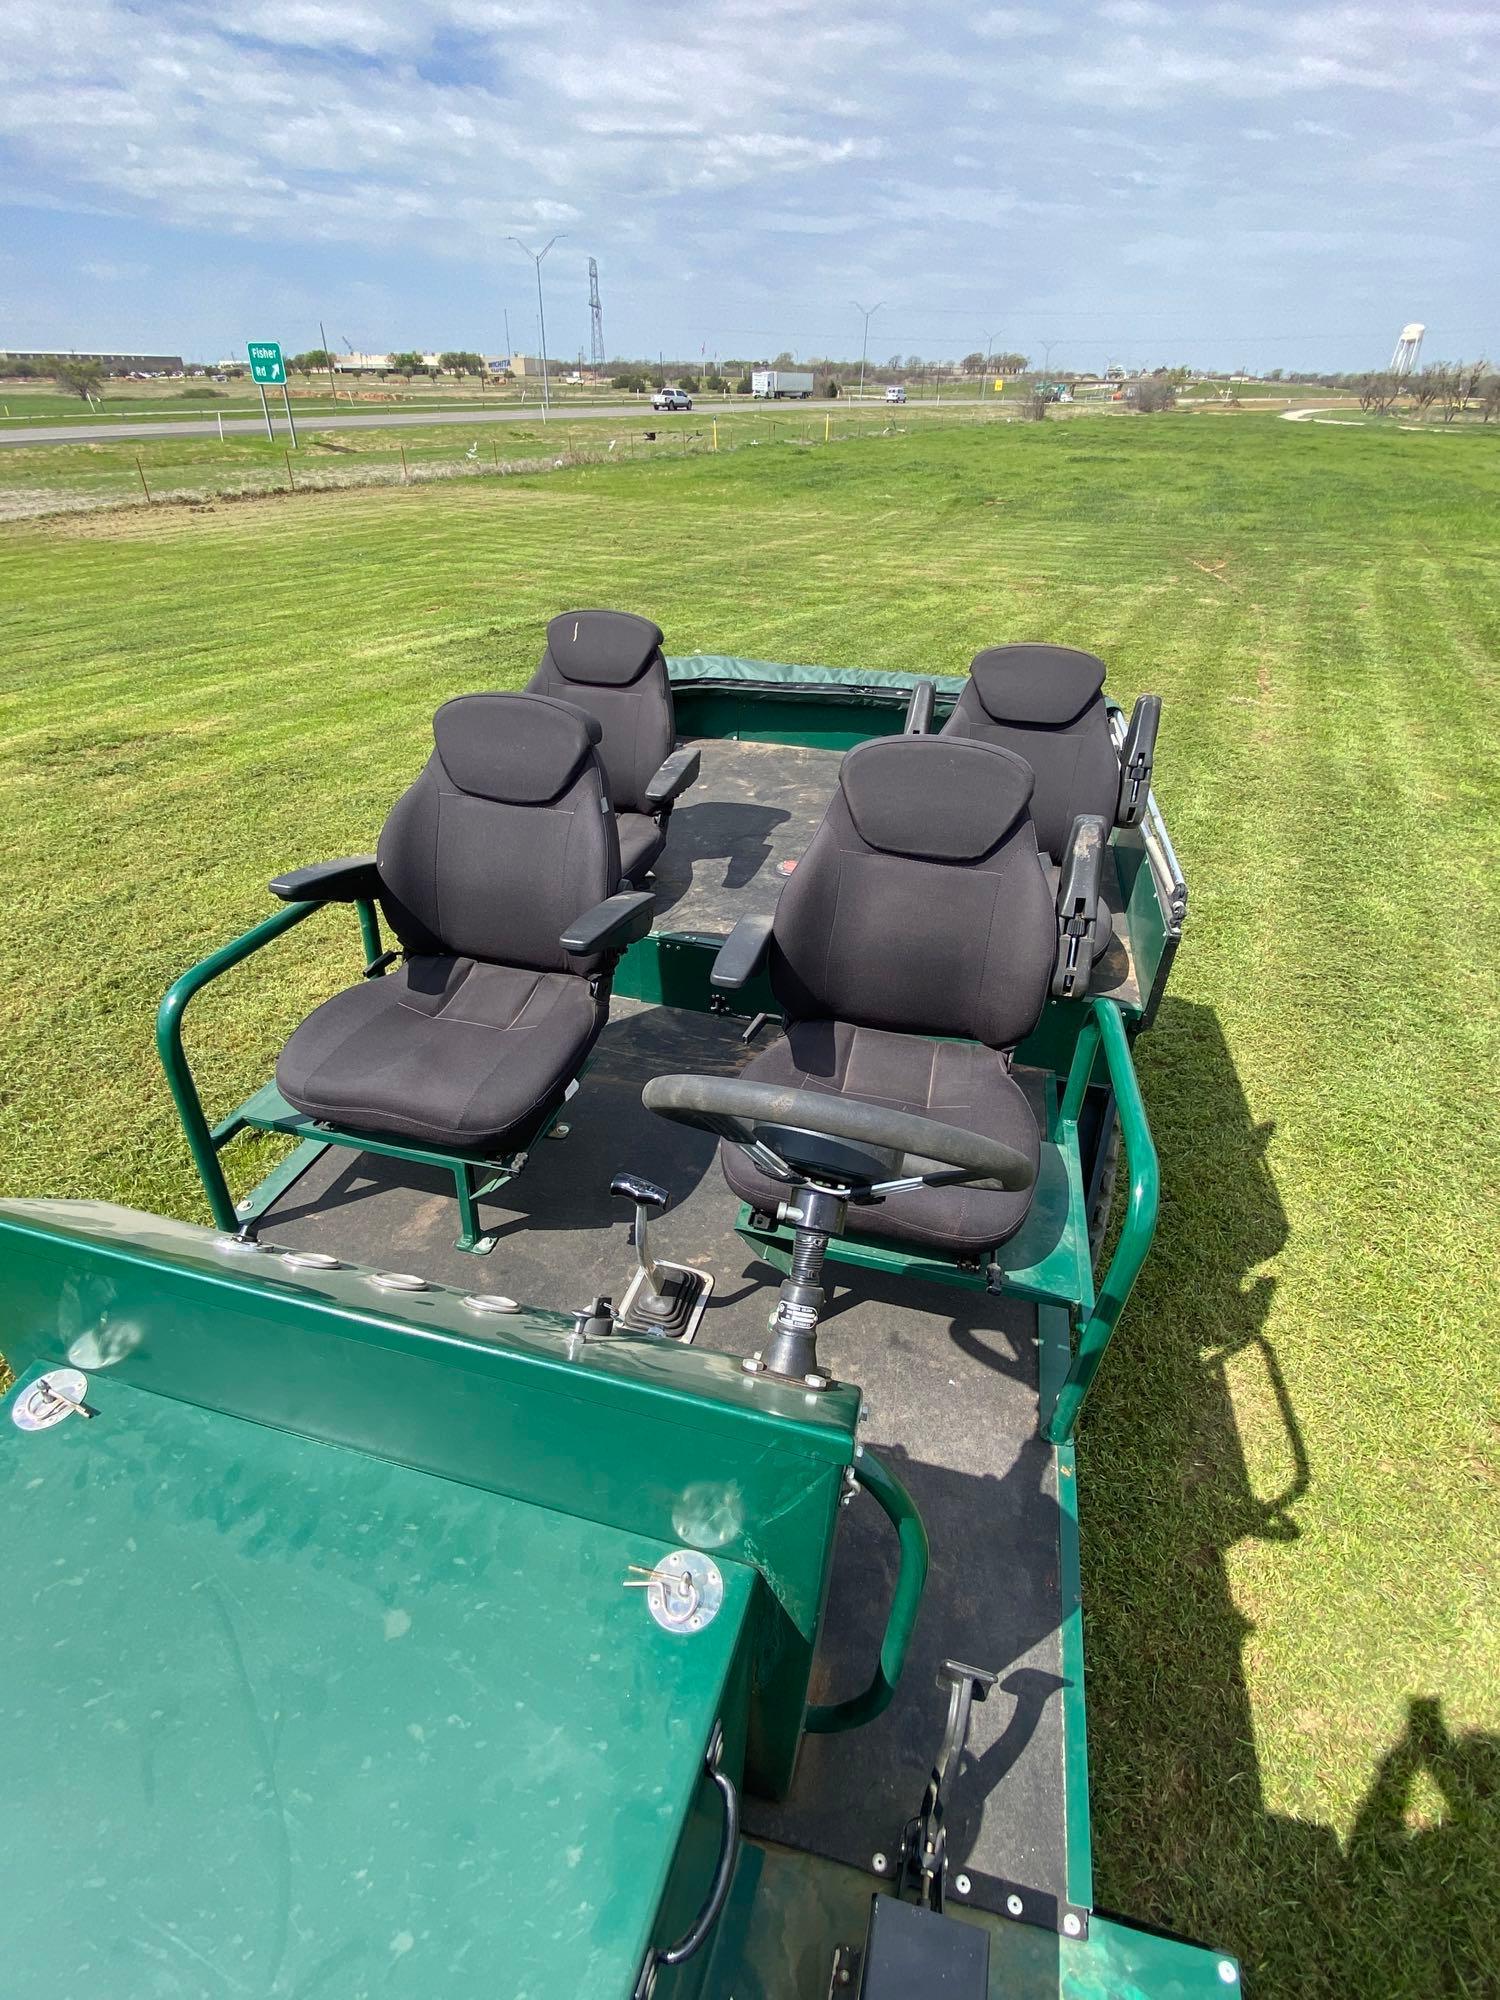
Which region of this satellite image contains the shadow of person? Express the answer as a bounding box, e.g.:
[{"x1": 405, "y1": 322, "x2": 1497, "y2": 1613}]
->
[
  {"x1": 650, "y1": 799, "x2": 792, "y2": 918},
  {"x1": 1340, "y1": 1696, "x2": 1499, "y2": 1995}
]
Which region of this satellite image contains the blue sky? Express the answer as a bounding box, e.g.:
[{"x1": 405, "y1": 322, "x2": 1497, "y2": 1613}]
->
[{"x1": 2, "y1": 0, "x2": 1495, "y2": 373}]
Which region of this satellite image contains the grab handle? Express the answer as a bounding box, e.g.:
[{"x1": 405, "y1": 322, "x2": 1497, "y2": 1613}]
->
[
  {"x1": 807, "y1": 1449, "x2": 929, "y2": 1734},
  {"x1": 633, "y1": 1722, "x2": 740, "y2": 1998}
]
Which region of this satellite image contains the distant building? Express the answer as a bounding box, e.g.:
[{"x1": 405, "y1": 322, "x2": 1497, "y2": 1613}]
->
[
  {"x1": 1, "y1": 348, "x2": 184, "y2": 373},
  {"x1": 506, "y1": 355, "x2": 545, "y2": 378}
]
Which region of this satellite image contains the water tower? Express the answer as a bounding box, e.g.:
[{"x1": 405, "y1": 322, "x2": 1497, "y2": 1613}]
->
[{"x1": 1390, "y1": 323, "x2": 1425, "y2": 375}]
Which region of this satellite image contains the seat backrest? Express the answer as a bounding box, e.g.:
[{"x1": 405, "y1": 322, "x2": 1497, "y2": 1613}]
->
[
  {"x1": 525, "y1": 609, "x2": 673, "y2": 815},
  {"x1": 941, "y1": 644, "x2": 1120, "y2": 864},
  {"x1": 376, "y1": 693, "x2": 620, "y2": 974},
  {"x1": 768, "y1": 736, "x2": 1054, "y2": 1049}
]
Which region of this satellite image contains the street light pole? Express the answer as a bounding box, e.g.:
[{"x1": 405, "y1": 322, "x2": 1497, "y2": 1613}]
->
[
  {"x1": 852, "y1": 299, "x2": 883, "y2": 402},
  {"x1": 509, "y1": 236, "x2": 564, "y2": 418},
  {"x1": 983, "y1": 327, "x2": 1000, "y2": 399}
]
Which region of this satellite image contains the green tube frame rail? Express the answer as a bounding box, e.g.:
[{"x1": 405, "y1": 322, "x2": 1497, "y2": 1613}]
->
[
  {"x1": 155, "y1": 897, "x2": 382, "y2": 1235},
  {"x1": 806, "y1": 1447, "x2": 928, "y2": 1734},
  {"x1": 1046, "y1": 997, "x2": 1160, "y2": 1444}
]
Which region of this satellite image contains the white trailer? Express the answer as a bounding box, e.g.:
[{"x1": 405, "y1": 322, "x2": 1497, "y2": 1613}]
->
[{"x1": 751, "y1": 368, "x2": 815, "y2": 399}]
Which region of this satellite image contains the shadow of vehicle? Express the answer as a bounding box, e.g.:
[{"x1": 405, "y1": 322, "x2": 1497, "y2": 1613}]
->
[{"x1": 1083, "y1": 997, "x2": 1494, "y2": 1997}]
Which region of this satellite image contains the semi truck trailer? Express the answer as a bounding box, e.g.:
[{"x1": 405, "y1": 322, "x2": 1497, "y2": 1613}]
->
[{"x1": 751, "y1": 368, "x2": 815, "y2": 399}]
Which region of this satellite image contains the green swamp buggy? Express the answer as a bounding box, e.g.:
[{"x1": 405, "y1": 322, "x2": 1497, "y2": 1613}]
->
[{"x1": 1, "y1": 623, "x2": 1231, "y2": 1997}]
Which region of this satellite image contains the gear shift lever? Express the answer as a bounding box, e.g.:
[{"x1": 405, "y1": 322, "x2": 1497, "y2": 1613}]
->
[
  {"x1": 610, "y1": 1171, "x2": 714, "y2": 1340},
  {"x1": 614, "y1": 1172, "x2": 672, "y2": 1310}
]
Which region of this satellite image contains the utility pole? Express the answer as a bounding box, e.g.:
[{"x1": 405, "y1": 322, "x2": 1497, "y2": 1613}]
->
[
  {"x1": 503, "y1": 308, "x2": 512, "y2": 365},
  {"x1": 852, "y1": 300, "x2": 883, "y2": 401},
  {"x1": 982, "y1": 328, "x2": 1000, "y2": 399},
  {"x1": 509, "y1": 236, "x2": 563, "y2": 417},
  {"x1": 319, "y1": 319, "x2": 338, "y2": 403}
]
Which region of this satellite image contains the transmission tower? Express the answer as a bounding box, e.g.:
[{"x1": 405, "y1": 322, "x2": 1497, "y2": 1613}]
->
[
  {"x1": 1390, "y1": 322, "x2": 1425, "y2": 375},
  {"x1": 588, "y1": 257, "x2": 605, "y2": 372}
]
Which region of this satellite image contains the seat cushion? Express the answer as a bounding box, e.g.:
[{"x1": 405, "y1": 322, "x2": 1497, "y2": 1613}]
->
[
  {"x1": 720, "y1": 1019, "x2": 1040, "y2": 1254},
  {"x1": 277, "y1": 957, "x2": 604, "y2": 1153},
  {"x1": 616, "y1": 811, "x2": 665, "y2": 884}
]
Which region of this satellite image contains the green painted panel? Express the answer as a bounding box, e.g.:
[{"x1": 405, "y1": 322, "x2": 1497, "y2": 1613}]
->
[
  {"x1": 1, "y1": 1363, "x2": 756, "y2": 2000},
  {"x1": 696, "y1": 1840, "x2": 1240, "y2": 1999},
  {"x1": 0, "y1": 1200, "x2": 860, "y2": 1796},
  {"x1": 614, "y1": 931, "x2": 775, "y2": 1018}
]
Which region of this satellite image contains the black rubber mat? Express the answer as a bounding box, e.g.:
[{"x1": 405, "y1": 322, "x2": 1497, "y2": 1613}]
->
[{"x1": 260, "y1": 1000, "x2": 1069, "y2": 1912}]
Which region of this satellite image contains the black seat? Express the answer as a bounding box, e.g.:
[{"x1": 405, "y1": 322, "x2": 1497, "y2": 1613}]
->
[
  {"x1": 939, "y1": 645, "x2": 1161, "y2": 950},
  {"x1": 276, "y1": 694, "x2": 650, "y2": 1155},
  {"x1": 716, "y1": 735, "x2": 1055, "y2": 1255},
  {"x1": 525, "y1": 609, "x2": 699, "y2": 886}
]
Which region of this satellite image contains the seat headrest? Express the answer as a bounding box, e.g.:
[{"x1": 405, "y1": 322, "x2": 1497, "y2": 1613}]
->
[
  {"x1": 544, "y1": 609, "x2": 665, "y2": 687},
  {"x1": 840, "y1": 736, "x2": 1035, "y2": 862},
  {"x1": 969, "y1": 643, "x2": 1107, "y2": 727},
  {"x1": 432, "y1": 693, "x2": 602, "y2": 804}
]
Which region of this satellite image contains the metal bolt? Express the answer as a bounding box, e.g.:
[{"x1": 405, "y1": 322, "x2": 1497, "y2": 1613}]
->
[
  {"x1": 804, "y1": 1371, "x2": 829, "y2": 1389},
  {"x1": 1062, "y1": 1913, "x2": 1082, "y2": 1938},
  {"x1": 1006, "y1": 1894, "x2": 1024, "y2": 1917},
  {"x1": 955, "y1": 1874, "x2": 971, "y2": 1897},
  {"x1": 1217, "y1": 1964, "x2": 1238, "y2": 1987},
  {"x1": 871, "y1": 1852, "x2": 887, "y2": 1875},
  {"x1": 741, "y1": 1354, "x2": 764, "y2": 1375}
]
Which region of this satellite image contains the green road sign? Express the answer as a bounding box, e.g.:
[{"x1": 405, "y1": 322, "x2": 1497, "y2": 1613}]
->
[{"x1": 247, "y1": 342, "x2": 286, "y2": 386}]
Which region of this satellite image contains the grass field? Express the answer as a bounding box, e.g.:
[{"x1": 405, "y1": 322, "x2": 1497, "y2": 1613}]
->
[
  {"x1": 1, "y1": 415, "x2": 1495, "y2": 1995},
  {"x1": 0, "y1": 402, "x2": 1001, "y2": 518}
]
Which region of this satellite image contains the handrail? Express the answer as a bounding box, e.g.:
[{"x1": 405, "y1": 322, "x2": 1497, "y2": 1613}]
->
[
  {"x1": 807, "y1": 1447, "x2": 929, "y2": 1733},
  {"x1": 1047, "y1": 998, "x2": 1160, "y2": 1444},
  {"x1": 154, "y1": 898, "x2": 376, "y2": 1231}
]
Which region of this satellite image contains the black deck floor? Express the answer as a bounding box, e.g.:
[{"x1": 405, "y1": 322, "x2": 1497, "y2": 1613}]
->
[
  {"x1": 260, "y1": 998, "x2": 1070, "y2": 1915},
  {"x1": 657, "y1": 735, "x2": 1138, "y2": 1004},
  {"x1": 651, "y1": 737, "x2": 845, "y2": 931}
]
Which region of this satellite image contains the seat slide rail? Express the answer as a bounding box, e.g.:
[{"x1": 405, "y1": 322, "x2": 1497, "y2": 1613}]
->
[{"x1": 1046, "y1": 998, "x2": 1160, "y2": 1444}]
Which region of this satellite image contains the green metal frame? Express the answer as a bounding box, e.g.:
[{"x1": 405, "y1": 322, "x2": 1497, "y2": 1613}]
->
[
  {"x1": 734, "y1": 998, "x2": 1158, "y2": 1447},
  {"x1": 805, "y1": 1446, "x2": 929, "y2": 1735},
  {"x1": 156, "y1": 895, "x2": 569, "y2": 1254}
]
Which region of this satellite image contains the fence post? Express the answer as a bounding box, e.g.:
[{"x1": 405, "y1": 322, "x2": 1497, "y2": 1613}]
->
[
  {"x1": 285, "y1": 450, "x2": 295, "y2": 490},
  {"x1": 135, "y1": 455, "x2": 152, "y2": 502},
  {"x1": 400, "y1": 445, "x2": 409, "y2": 482},
  {"x1": 712, "y1": 420, "x2": 718, "y2": 451}
]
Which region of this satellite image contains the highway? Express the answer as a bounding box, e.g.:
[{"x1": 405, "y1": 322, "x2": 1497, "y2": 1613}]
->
[{"x1": 0, "y1": 397, "x2": 993, "y2": 450}]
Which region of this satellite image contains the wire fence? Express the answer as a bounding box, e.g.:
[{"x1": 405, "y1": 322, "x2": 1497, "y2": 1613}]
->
[{"x1": 0, "y1": 407, "x2": 1021, "y2": 522}]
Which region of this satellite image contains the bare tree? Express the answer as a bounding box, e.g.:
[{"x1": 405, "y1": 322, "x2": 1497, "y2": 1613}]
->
[
  {"x1": 1357, "y1": 373, "x2": 1398, "y2": 416},
  {"x1": 1406, "y1": 366, "x2": 1442, "y2": 417},
  {"x1": 1454, "y1": 358, "x2": 1488, "y2": 415},
  {"x1": 1020, "y1": 385, "x2": 1049, "y2": 421},
  {"x1": 1480, "y1": 374, "x2": 1500, "y2": 423},
  {"x1": 1133, "y1": 378, "x2": 1177, "y2": 413}
]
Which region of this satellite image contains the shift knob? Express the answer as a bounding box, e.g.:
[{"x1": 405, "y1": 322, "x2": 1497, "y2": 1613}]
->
[{"x1": 611, "y1": 1172, "x2": 669, "y2": 1212}]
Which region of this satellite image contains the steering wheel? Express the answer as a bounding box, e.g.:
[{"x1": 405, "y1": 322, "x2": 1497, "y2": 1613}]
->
[{"x1": 641, "y1": 1074, "x2": 1034, "y2": 1198}]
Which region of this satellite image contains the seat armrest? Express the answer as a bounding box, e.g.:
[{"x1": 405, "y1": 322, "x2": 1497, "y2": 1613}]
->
[
  {"x1": 644, "y1": 746, "x2": 701, "y2": 811},
  {"x1": 560, "y1": 890, "x2": 655, "y2": 956},
  {"x1": 1052, "y1": 815, "x2": 1108, "y2": 1000},
  {"x1": 268, "y1": 856, "x2": 380, "y2": 903},
  {"x1": 1116, "y1": 694, "x2": 1160, "y2": 827},
  {"x1": 711, "y1": 912, "x2": 776, "y2": 991},
  {"x1": 903, "y1": 679, "x2": 936, "y2": 734}
]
